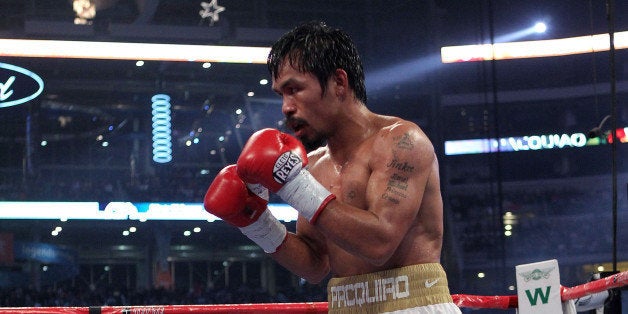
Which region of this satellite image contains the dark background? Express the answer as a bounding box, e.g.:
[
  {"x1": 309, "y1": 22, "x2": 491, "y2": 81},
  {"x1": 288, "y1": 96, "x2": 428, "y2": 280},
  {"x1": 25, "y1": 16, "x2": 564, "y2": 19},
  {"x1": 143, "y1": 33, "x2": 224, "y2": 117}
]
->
[{"x1": 0, "y1": 1, "x2": 626, "y2": 312}]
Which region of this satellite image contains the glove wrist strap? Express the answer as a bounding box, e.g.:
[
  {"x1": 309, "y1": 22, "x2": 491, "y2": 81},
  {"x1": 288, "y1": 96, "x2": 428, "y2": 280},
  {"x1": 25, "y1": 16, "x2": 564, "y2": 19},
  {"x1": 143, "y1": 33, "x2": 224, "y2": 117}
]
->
[
  {"x1": 239, "y1": 209, "x2": 286, "y2": 253},
  {"x1": 277, "y1": 169, "x2": 335, "y2": 223}
]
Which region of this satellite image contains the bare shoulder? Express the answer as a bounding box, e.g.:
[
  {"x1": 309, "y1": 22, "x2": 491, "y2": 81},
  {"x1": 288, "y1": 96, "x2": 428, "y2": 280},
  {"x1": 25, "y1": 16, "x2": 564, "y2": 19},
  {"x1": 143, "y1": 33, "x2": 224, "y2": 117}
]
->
[
  {"x1": 374, "y1": 116, "x2": 434, "y2": 156},
  {"x1": 306, "y1": 145, "x2": 328, "y2": 165}
]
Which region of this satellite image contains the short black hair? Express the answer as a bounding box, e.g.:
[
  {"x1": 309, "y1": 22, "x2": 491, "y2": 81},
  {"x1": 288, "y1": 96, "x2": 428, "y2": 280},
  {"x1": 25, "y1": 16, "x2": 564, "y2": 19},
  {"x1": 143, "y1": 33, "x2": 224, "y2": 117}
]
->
[{"x1": 267, "y1": 21, "x2": 367, "y2": 104}]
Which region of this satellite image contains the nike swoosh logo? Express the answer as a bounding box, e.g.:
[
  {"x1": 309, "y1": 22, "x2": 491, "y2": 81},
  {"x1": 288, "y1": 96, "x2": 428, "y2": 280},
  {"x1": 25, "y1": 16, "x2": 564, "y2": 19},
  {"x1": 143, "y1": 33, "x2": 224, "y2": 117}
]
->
[{"x1": 424, "y1": 278, "x2": 439, "y2": 288}]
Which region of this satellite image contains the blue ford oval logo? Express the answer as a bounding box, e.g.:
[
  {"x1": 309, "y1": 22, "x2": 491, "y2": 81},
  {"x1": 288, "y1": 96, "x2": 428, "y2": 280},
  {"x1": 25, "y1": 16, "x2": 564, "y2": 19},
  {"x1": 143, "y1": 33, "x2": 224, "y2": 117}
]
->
[{"x1": 0, "y1": 62, "x2": 44, "y2": 108}]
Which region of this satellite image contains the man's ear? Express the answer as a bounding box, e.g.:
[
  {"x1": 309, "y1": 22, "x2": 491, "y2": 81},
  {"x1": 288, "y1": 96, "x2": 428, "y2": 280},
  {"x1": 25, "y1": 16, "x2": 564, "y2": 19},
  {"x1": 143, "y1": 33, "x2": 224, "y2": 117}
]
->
[{"x1": 333, "y1": 68, "x2": 349, "y2": 98}]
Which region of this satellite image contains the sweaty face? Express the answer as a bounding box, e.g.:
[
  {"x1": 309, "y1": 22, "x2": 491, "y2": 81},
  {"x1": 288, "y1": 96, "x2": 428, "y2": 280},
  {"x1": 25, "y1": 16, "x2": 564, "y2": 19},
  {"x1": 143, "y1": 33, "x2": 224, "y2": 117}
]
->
[{"x1": 272, "y1": 62, "x2": 334, "y2": 150}]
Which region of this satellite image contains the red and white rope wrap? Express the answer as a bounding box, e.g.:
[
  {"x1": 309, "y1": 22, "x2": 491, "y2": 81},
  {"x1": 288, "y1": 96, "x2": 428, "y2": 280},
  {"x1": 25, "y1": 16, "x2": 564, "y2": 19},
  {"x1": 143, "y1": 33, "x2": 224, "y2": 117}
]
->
[{"x1": 0, "y1": 270, "x2": 624, "y2": 313}]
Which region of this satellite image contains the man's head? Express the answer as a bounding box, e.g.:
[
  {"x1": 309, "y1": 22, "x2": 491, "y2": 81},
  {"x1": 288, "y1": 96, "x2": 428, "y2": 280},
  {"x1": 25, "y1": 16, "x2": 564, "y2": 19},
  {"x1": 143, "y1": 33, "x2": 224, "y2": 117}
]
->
[{"x1": 267, "y1": 21, "x2": 367, "y2": 105}]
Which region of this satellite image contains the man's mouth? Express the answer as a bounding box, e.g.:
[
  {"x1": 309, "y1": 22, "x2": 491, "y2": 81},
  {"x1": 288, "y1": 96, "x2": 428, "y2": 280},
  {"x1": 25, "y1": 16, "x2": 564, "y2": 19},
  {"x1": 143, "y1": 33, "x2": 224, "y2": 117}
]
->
[{"x1": 287, "y1": 117, "x2": 307, "y2": 135}]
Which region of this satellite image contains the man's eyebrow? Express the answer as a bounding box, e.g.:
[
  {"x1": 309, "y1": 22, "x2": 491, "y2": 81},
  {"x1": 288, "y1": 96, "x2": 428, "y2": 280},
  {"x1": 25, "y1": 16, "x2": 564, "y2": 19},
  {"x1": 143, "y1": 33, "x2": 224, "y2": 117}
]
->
[{"x1": 273, "y1": 77, "x2": 296, "y2": 93}]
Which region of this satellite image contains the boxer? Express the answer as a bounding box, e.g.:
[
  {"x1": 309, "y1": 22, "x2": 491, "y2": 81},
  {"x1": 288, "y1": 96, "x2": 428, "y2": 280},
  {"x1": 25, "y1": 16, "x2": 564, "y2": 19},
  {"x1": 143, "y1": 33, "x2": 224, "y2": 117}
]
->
[{"x1": 206, "y1": 21, "x2": 461, "y2": 313}]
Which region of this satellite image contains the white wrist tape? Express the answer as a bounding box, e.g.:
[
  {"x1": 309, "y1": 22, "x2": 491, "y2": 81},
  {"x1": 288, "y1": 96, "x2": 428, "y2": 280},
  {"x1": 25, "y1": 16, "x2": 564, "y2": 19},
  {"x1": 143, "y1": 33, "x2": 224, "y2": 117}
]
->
[
  {"x1": 246, "y1": 183, "x2": 269, "y2": 201},
  {"x1": 277, "y1": 169, "x2": 335, "y2": 223},
  {"x1": 239, "y1": 209, "x2": 286, "y2": 253}
]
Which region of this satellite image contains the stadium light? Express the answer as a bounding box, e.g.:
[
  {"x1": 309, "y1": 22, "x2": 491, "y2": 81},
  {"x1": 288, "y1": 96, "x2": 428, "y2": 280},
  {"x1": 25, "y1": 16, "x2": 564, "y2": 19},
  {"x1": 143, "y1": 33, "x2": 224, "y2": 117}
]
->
[
  {"x1": 0, "y1": 39, "x2": 270, "y2": 64},
  {"x1": 441, "y1": 30, "x2": 628, "y2": 63},
  {"x1": 533, "y1": 22, "x2": 547, "y2": 33},
  {"x1": 491, "y1": 22, "x2": 549, "y2": 43}
]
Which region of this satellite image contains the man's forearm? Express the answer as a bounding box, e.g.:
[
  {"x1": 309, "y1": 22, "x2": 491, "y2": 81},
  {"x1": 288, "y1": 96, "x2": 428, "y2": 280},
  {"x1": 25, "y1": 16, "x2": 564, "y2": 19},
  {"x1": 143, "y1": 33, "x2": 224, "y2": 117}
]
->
[{"x1": 270, "y1": 233, "x2": 330, "y2": 284}]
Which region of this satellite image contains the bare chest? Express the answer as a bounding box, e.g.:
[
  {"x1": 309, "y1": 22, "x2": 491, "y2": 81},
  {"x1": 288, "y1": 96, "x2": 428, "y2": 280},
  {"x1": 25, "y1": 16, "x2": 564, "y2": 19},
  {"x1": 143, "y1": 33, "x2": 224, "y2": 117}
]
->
[{"x1": 309, "y1": 156, "x2": 371, "y2": 210}]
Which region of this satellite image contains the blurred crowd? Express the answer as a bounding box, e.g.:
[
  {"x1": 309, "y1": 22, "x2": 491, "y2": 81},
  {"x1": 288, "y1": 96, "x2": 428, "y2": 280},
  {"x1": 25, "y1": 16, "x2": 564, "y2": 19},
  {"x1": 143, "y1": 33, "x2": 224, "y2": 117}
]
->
[
  {"x1": 0, "y1": 282, "x2": 326, "y2": 308},
  {"x1": 449, "y1": 180, "x2": 619, "y2": 260},
  {"x1": 0, "y1": 169, "x2": 289, "y2": 203},
  {"x1": 0, "y1": 171, "x2": 211, "y2": 203}
]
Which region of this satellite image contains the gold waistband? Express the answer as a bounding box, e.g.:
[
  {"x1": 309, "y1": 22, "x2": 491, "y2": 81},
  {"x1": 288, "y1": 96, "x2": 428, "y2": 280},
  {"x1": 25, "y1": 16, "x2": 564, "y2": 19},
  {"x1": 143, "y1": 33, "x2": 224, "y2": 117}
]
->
[{"x1": 327, "y1": 263, "x2": 453, "y2": 314}]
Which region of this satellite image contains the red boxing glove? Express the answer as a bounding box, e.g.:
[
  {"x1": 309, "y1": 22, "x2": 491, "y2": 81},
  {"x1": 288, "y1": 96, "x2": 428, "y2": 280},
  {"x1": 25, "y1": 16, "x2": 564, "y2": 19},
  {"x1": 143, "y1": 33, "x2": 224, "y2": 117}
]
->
[
  {"x1": 204, "y1": 164, "x2": 266, "y2": 227},
  {"x1": 204, "y1": 165, "x2": 286, "y2": 253},
  {"x1": 237, "y1": 128, "x2": 308, "y2": 192},
  {"x1": 237, "y1": 129, "x2": 335, "y2": 224}
]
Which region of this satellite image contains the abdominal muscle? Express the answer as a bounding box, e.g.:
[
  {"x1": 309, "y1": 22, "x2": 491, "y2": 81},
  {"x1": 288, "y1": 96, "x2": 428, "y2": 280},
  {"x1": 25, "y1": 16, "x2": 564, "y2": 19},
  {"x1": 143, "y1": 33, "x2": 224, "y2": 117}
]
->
[{"x1": 325, "y1": 221, "x2": 443, "y2": 277}]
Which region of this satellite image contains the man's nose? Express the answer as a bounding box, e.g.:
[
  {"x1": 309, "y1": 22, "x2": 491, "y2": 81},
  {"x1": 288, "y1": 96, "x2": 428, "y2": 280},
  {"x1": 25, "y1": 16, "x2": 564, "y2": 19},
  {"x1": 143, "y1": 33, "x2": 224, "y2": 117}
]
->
[{"x1": 281, "y1": 98, "x2": 296, "y2": 116}]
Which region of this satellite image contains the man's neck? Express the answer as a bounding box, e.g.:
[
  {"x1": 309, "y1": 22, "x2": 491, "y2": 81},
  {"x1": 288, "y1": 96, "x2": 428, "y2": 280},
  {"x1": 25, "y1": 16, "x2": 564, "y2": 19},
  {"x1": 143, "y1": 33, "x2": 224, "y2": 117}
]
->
[{"x1": 326, "y1": 104, "x2": 375, "y2": 162}]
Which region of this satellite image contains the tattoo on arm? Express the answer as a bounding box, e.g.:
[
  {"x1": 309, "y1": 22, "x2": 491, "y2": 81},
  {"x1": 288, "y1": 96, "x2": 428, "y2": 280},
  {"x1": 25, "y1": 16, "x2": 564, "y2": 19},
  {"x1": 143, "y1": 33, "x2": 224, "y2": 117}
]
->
[
  {"x1": 381, "y1": 173, "x2": 409, "y2": 204},
  {"x1": 386, "y1": 159, "x2": 414, "y2": 173},
  {"x1": 381, "y1": 133, "x2": 415, "y2": 203}
]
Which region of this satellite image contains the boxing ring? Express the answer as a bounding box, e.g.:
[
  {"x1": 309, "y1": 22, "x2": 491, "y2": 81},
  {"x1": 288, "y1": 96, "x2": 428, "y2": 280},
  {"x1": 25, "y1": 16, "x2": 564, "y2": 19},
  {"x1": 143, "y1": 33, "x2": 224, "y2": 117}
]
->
[{"x1": 0, "y1": 270, "x2": 624, "y2": 313}]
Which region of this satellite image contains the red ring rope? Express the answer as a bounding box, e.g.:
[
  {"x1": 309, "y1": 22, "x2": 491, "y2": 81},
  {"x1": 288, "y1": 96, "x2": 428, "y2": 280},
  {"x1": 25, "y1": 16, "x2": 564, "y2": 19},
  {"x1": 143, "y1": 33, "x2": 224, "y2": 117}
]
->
[
  {"x1": 452, "y1": 294, "x2": 518, "y2": 309},
  {"x1": 0, "y1": 303, "x2": 329, "y2": 314},
  {"x1": 561, "y1": 270, "x2": 627, "y2": 302},
  {"x1": 0, "y1": 270, "x2": 624, "y2": 313}
]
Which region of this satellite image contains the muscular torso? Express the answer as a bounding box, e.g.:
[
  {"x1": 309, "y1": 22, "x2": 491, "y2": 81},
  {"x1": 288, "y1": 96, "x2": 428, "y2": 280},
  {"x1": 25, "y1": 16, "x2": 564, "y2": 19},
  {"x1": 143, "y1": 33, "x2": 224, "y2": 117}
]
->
[{"x1": 302, "y1": 117, "x2": 444, "y2": 277}]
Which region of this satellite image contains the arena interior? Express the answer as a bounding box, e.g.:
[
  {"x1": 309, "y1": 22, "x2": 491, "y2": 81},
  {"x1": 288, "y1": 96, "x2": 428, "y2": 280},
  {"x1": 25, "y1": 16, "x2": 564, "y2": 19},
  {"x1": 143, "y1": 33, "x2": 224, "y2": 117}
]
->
[{"x1": 0, "y1": 1, "x2": 626, "y2": 313}]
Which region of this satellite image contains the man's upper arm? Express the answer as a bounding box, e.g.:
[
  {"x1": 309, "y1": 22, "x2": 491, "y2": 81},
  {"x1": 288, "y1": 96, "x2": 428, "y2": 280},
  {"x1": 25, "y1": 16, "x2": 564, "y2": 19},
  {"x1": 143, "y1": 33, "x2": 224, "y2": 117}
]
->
[{"x1": 366, "y1": 123, "x2": 435, "y2": 241}]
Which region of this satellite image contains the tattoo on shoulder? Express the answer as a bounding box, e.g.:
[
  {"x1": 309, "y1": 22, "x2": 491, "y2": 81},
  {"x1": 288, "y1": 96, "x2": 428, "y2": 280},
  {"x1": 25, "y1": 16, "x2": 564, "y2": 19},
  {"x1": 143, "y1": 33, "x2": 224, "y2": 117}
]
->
[{"x1": 393, "y1": 133, "x2": 414, "y2": 150}]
